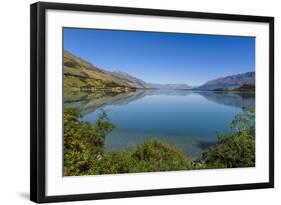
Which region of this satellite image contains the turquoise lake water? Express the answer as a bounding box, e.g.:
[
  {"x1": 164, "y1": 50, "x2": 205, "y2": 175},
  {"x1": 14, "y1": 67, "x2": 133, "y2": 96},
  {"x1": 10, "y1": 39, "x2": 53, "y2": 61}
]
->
[{"x1": 64, "y1": 90, "x2": 255, "y2": 159}]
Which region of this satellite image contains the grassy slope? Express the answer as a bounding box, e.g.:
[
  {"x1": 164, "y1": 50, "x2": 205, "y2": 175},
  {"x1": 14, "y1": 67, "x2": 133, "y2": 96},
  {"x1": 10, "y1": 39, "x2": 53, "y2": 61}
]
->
[{"x1": 64, "y1": 50, "x2": 147, "y2": 91}]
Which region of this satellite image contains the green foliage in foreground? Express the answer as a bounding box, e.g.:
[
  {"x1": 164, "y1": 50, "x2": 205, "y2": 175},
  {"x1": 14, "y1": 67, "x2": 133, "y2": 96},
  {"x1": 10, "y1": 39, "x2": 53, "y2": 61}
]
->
[
  {"x1": 88, "y1": 139, "x2": 201, "y2": 175},
  {"x1": 202, "y1": 106, "x2": 255, "y2": 168},
  {"x1": 202, "y1": 131, "x2": 255, "y2": 168},
  {"x1": 64, "y1": 106, "x2": 255, "y2": 176},
  {"x1": 64, "y1": 108, "x2": 115, "y2": 175}
]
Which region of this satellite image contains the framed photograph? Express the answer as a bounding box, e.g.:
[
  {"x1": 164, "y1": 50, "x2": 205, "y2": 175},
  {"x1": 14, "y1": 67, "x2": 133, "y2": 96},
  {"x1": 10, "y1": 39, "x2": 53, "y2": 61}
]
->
[{"x1": 30, "y1": 2, "x2": 274, "y2": 203}]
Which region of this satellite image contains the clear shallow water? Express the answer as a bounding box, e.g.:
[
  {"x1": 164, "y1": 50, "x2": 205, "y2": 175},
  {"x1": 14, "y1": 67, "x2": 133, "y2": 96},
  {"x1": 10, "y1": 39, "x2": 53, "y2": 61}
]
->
[{"x1": 64, "y1": 90, "x2": 255, "y2": 159}]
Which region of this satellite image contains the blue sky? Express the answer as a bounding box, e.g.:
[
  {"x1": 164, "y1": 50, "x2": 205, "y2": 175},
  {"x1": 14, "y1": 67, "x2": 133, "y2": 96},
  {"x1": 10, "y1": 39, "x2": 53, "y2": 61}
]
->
[{"x1": 64, "y1": 28, "x2": 255, "y2": 86}]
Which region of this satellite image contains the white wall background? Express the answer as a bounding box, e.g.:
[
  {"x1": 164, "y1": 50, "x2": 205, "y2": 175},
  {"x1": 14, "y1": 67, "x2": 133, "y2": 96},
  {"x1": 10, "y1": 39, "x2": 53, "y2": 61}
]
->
[{"x1": 0, "y1": 0, "x2": 279, "y2": 204}]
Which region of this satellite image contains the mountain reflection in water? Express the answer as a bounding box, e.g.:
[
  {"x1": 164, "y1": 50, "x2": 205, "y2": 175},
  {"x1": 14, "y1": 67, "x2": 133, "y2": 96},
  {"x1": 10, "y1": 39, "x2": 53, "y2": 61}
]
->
[{"x1": 64, "y1": 89, "x2": 255, "y2": 114}]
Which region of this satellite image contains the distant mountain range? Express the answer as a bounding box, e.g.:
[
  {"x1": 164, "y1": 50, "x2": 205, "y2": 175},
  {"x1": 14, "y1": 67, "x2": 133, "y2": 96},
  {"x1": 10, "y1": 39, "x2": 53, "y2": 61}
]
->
[
  {"x1": 64, "y1": 50, "x2": 255, "y2": 92},
  {"x1": 147, "y1": 83, "x2": 192, "y2": 90},
  {"x1": 197, "y1": 72, "x2": 255, "y2": 91}
]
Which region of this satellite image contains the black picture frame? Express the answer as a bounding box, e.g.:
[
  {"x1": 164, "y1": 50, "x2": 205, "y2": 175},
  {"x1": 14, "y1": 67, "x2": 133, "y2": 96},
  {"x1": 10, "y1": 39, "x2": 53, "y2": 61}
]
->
[{"x1": 30, "y1": 1, "x2": 274, "y2": 203}]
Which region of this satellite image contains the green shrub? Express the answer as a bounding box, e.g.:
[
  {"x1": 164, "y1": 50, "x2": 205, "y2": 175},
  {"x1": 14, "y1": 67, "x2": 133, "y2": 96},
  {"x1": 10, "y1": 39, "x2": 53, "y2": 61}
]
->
[
  {"x1": 202, "y1": 131, "x2": 255, "y2": 168},
  {"x1": 132, "y1": 139, "x2": 193, "y2": 172},
  {"x1": 202, "y1": 106, "x2": 255, "y2": 168},
  {"x1": 88, "y1": 150, "x2": 137, "y2": 175},
  {"x1": 63, "y1": 108, "x2": 115, "y2": 176},
  {"x1": 87, "y1": 139, "x2": 195, "y2": 175}
]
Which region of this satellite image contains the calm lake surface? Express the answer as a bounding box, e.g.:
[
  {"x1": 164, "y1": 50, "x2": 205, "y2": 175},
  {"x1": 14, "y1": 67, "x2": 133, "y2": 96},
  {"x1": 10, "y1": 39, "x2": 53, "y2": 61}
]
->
[{"x1": 64, "y1": 89, "x2": 255, "y2": 159}]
